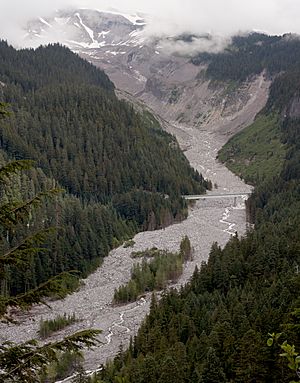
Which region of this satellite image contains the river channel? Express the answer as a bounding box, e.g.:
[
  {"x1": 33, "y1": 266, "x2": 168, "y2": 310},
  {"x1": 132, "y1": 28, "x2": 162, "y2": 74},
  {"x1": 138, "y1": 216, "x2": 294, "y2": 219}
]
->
[{"x1": 0, "y1": 120, "x2": 252, "y2": 374}]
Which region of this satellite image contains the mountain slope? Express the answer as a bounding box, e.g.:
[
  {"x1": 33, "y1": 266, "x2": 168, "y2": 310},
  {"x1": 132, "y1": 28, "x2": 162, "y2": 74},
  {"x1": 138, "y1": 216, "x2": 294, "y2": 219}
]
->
[
  {"x1": 25, "y1": 8, "x2": 145, "y2": 50},
  {"x1": 193, "y1": 33, "x2": 300, "y2": 82},
  {"x1": 23, "y1": 10, "x2": 270, "y2": 135},
  {"x1": 216, "y1": 34, "x2": 300, "y2": 185},
  {"x1": 218, "y1": 114, "x2": 286, "y2": 184},
  {"x1": 0, "y1": 42, "x2": 208, "y2": 203},
  {"x1": 0, "y1": 41, "x2": 209, "y2": 297},
  {"x1": 0, "y1": 153, "x2": 133, "y2": 296}
]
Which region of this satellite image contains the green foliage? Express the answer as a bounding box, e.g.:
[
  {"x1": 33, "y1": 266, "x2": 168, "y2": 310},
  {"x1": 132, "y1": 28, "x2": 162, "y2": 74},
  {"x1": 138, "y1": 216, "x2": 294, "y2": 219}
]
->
[
  {"x1": 0, "y1": 160, "x2": 72, "y2": 317},
  {"x1": 179, "y1": 235, "x2": 193, "y2": 262},
  {"x1": 97, "y1": 50, "x2": 300, "y2": 383},
  {"x1": 0, "y1": 41, "x2": 208, "y2": 380},
  {"x1": 268, "y1": 313, "x2": 300, "y2": 383},
  {"x1": 41, "y1": 350, "x2": 84, "y2": 382},
  {"x1": 131, "y1": 247, "x2": 160, "y2": 258},
  {"x1": 0, "y1": 102, "x2": 9, "y2": 118},
  {"x1": 0, "y1": 159, "x2": 34, "y2": 182},
  {"x1": 192, "y1": 33, "x2": 300, "y2": 82},
  {"x1": 0, "y1": 41, "x2": 114, "y2": 92},
  {"x1": 114, "y1": 237, "x2": 192, "y2": 304},
  {"x1": 0, "y1": 40, "x2": 207, "y2": 209},
  {"x1": 0, "y1": 330, "x2": 101, "y2": 382},
  {"x1": 112, "y1": 190, "x2": 188, "y2": 231},
  {"x1": 0, "y1": 137, "x2": 133, "y2": 301},
  {"x1": 123, "y1": 240, "x2": 135, "y2": 248},
  {"x1": 0, "y1": 41, "x2": 209, "y2": 298},
  {"x1": 0, "y1": 271, "x2": 80, "y2": 318},
  {"x1": 279, "y1": 342, "x2": 300, "y2": 382},
  {"x1": 0, "y1": 158, "x2": 101, "y2": 381},
  {"x1": 268, "y1": 336, "x2": 300, "y2": 382},
  {"x1": 200, "y1": 347, "x2": 227, "y2": 383},
  {"x1": 113, "y1": 250, "x2": 184, "y2": 304},
  {"x1": 39, "y1": 313, "x2": 78, "y2": 339},
  {"x1": 218, "y1": 114, "x2": 286, "y2": 184}
]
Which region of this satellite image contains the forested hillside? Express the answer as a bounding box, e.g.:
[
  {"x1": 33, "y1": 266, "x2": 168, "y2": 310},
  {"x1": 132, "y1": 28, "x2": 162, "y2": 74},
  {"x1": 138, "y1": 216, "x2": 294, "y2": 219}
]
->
[
  {"x1": 97, "y1": 38, "x2": 300, "y2": 383},
  {"x1": 218, "y1": 33, "x2": 300, "y2": 185},
  {"x1": 0, "y1": 41, "x2": 208, "y2": 297},
  {"x1": 192, "y1": 32, "x2": 300, "y2": 82},
  {"x1": 218, "y1": 114, "x2": 285, "y2": 184}
]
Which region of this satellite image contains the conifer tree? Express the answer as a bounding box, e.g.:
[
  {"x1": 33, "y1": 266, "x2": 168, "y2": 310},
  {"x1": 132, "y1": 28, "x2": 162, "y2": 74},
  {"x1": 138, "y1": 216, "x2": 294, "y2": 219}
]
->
[
  {"x1": 200, "y1": 347, "x2": 227, "y2": 383},
  {"x1": 0, "y1": 103, "x2": 100, "y2": 382}
]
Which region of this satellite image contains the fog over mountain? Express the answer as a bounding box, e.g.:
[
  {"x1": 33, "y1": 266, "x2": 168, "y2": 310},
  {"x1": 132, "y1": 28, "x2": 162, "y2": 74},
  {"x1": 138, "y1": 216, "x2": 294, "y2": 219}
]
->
[{"x1": 2, "y1": 0, "x2": 300, "y2": 52}]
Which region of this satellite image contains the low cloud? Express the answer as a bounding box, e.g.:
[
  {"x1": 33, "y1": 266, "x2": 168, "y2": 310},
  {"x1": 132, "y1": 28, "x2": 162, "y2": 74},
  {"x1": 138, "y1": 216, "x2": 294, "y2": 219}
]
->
[
  {"x1": 155, "y1": 35, "x2": 232, "y2": 56},
  {"x1": 1, "y1": 0, "x2": 76, "y2": 47},
  {"x1": 1, "y1": 0, "x2": 300, "y2": 52},
  {"x1": 83, "y1": 0, "x2": 300, "y2": 37}
]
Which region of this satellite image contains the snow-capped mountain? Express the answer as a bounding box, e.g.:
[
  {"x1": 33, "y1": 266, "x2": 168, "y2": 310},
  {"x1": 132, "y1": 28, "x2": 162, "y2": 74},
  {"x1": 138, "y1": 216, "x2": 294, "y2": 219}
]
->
[
  {"x1": 24, "y1": 9, "x2": 155, "y2": 93},
  {"x1": 25, "y1": 8, "x2": 146, "y2": 50},
  {"x1": 24, "y1": 8, "x2": 168, "y2": 94},
  {"x1": 24, "y1": 8, "x2": 270, "y2": 133}
]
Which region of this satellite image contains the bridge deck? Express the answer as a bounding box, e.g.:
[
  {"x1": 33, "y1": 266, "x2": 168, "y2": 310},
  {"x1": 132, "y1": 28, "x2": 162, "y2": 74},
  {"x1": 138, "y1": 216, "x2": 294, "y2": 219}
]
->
[{"x1": 182, "y1": 192, "x2": 251, "y2": 200}]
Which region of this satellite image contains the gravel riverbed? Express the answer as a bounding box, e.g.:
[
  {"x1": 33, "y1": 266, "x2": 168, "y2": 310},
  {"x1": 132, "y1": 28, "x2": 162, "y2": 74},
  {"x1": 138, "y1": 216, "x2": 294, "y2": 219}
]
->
[{"x1": 0, "y1": 122, "x2": 252, "y2": 373}]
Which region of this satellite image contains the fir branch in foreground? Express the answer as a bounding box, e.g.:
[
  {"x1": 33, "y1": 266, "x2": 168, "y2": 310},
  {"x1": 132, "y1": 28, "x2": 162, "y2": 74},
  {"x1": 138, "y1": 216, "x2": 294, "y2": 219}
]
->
[
  {"x1": 0, "y1": 227, "x2": 56, "y2": 267},
  {"x1": 0, "y1": 189, "x2": 62, "y2": 229},
  {"x1": 0, "y1": 329, "x2": 101, "y2": 382},
  {"x1": 0, "y1": 102, "x2": 9, "y2": 119},
  {"x1": 0, "y1": 271, "x2": 79, "y2": 317},
  {"x1": 0, "y1": 160, "x2": 35, "y2": 183}
]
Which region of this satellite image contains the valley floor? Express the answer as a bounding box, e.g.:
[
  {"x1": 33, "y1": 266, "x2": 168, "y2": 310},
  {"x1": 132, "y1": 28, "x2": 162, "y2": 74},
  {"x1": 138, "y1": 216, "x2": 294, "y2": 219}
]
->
[{"x1": 0, "y1": 119, "x2": 252, "y2": 374}]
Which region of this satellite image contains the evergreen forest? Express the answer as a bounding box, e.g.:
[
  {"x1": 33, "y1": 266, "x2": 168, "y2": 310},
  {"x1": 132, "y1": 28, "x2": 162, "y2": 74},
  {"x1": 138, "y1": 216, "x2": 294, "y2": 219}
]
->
[
  {"x1": 0, "y1": 41, "x2": 208, "y2": 297},
  {"x1": 192, "y1": 32, "x2": 300, "y2": 82},
  {"x1": 1, "y1": 32, "x2": 300, "y2": 382},
  {"x1": 96, "y1": 35, "x2": 300, "y2": 383}
]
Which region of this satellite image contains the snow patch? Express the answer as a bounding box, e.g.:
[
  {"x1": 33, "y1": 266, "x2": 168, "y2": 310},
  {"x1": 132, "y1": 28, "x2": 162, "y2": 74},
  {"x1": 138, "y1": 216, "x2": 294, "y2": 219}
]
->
[
  {"x1": 98, "y1": 30, "x2": 110, "y2": 38},
  {"x1": 70, "y1": 13, "x2": 109, "y2": 48},
  {"x1": 67, "y1": 39, "x2": 106, "y2": 48},
  {"x1": 75, "y1": 12, "x2": 96, "y2": 44},
  {"x1": 129, "y1": 30, "x2": 141, "y2": 37},
  {"x1": 39, "y1": 17, "x2": 52, "y2": 28},
  {"x1": 105, "y1": 50, "x2": 118, "y2": 56}
]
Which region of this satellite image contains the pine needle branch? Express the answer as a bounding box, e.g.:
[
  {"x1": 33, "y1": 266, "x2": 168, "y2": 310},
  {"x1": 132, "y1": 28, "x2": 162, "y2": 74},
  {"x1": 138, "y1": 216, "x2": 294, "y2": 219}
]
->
[
  {"x1": 0, "y1": 227, "x2": 56, "y2": 268},
  {"x1": 0, "y1": 102, "x2": 9, "y2": 119},
  {"x1": 0, "y1": 160, "x2": 35, "y2": 183},
  {"x1": 0, "y1": 189, "x2": 63, "y2": 230},
  {"x1": 0, "y1": 271, "x2": 79, "y2": 317},
  {"x1": 0, "y1": 329, "x2": 101, "y2": 382}
]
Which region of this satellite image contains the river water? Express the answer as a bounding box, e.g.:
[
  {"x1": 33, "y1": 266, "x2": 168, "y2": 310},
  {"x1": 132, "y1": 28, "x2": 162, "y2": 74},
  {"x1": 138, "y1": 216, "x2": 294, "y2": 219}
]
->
[{"x1": 0, "y1": 121, "x2": 252, "y2": 374}]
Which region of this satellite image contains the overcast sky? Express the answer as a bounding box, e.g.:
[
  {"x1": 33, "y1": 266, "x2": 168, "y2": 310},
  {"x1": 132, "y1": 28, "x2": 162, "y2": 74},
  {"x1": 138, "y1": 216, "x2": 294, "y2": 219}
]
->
[{"x1": 2, "y1": 0, "x2": 300, "y2": 47}]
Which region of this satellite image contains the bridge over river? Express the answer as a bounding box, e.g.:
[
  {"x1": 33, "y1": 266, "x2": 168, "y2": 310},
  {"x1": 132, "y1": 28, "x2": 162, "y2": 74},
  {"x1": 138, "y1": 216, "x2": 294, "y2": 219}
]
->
[
  {"x1": 182, "y1": 192, "x2": 252, "y2": 200},
  {"x1": 182, "y1": 192, "x2": 252, "y2": 209}
]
